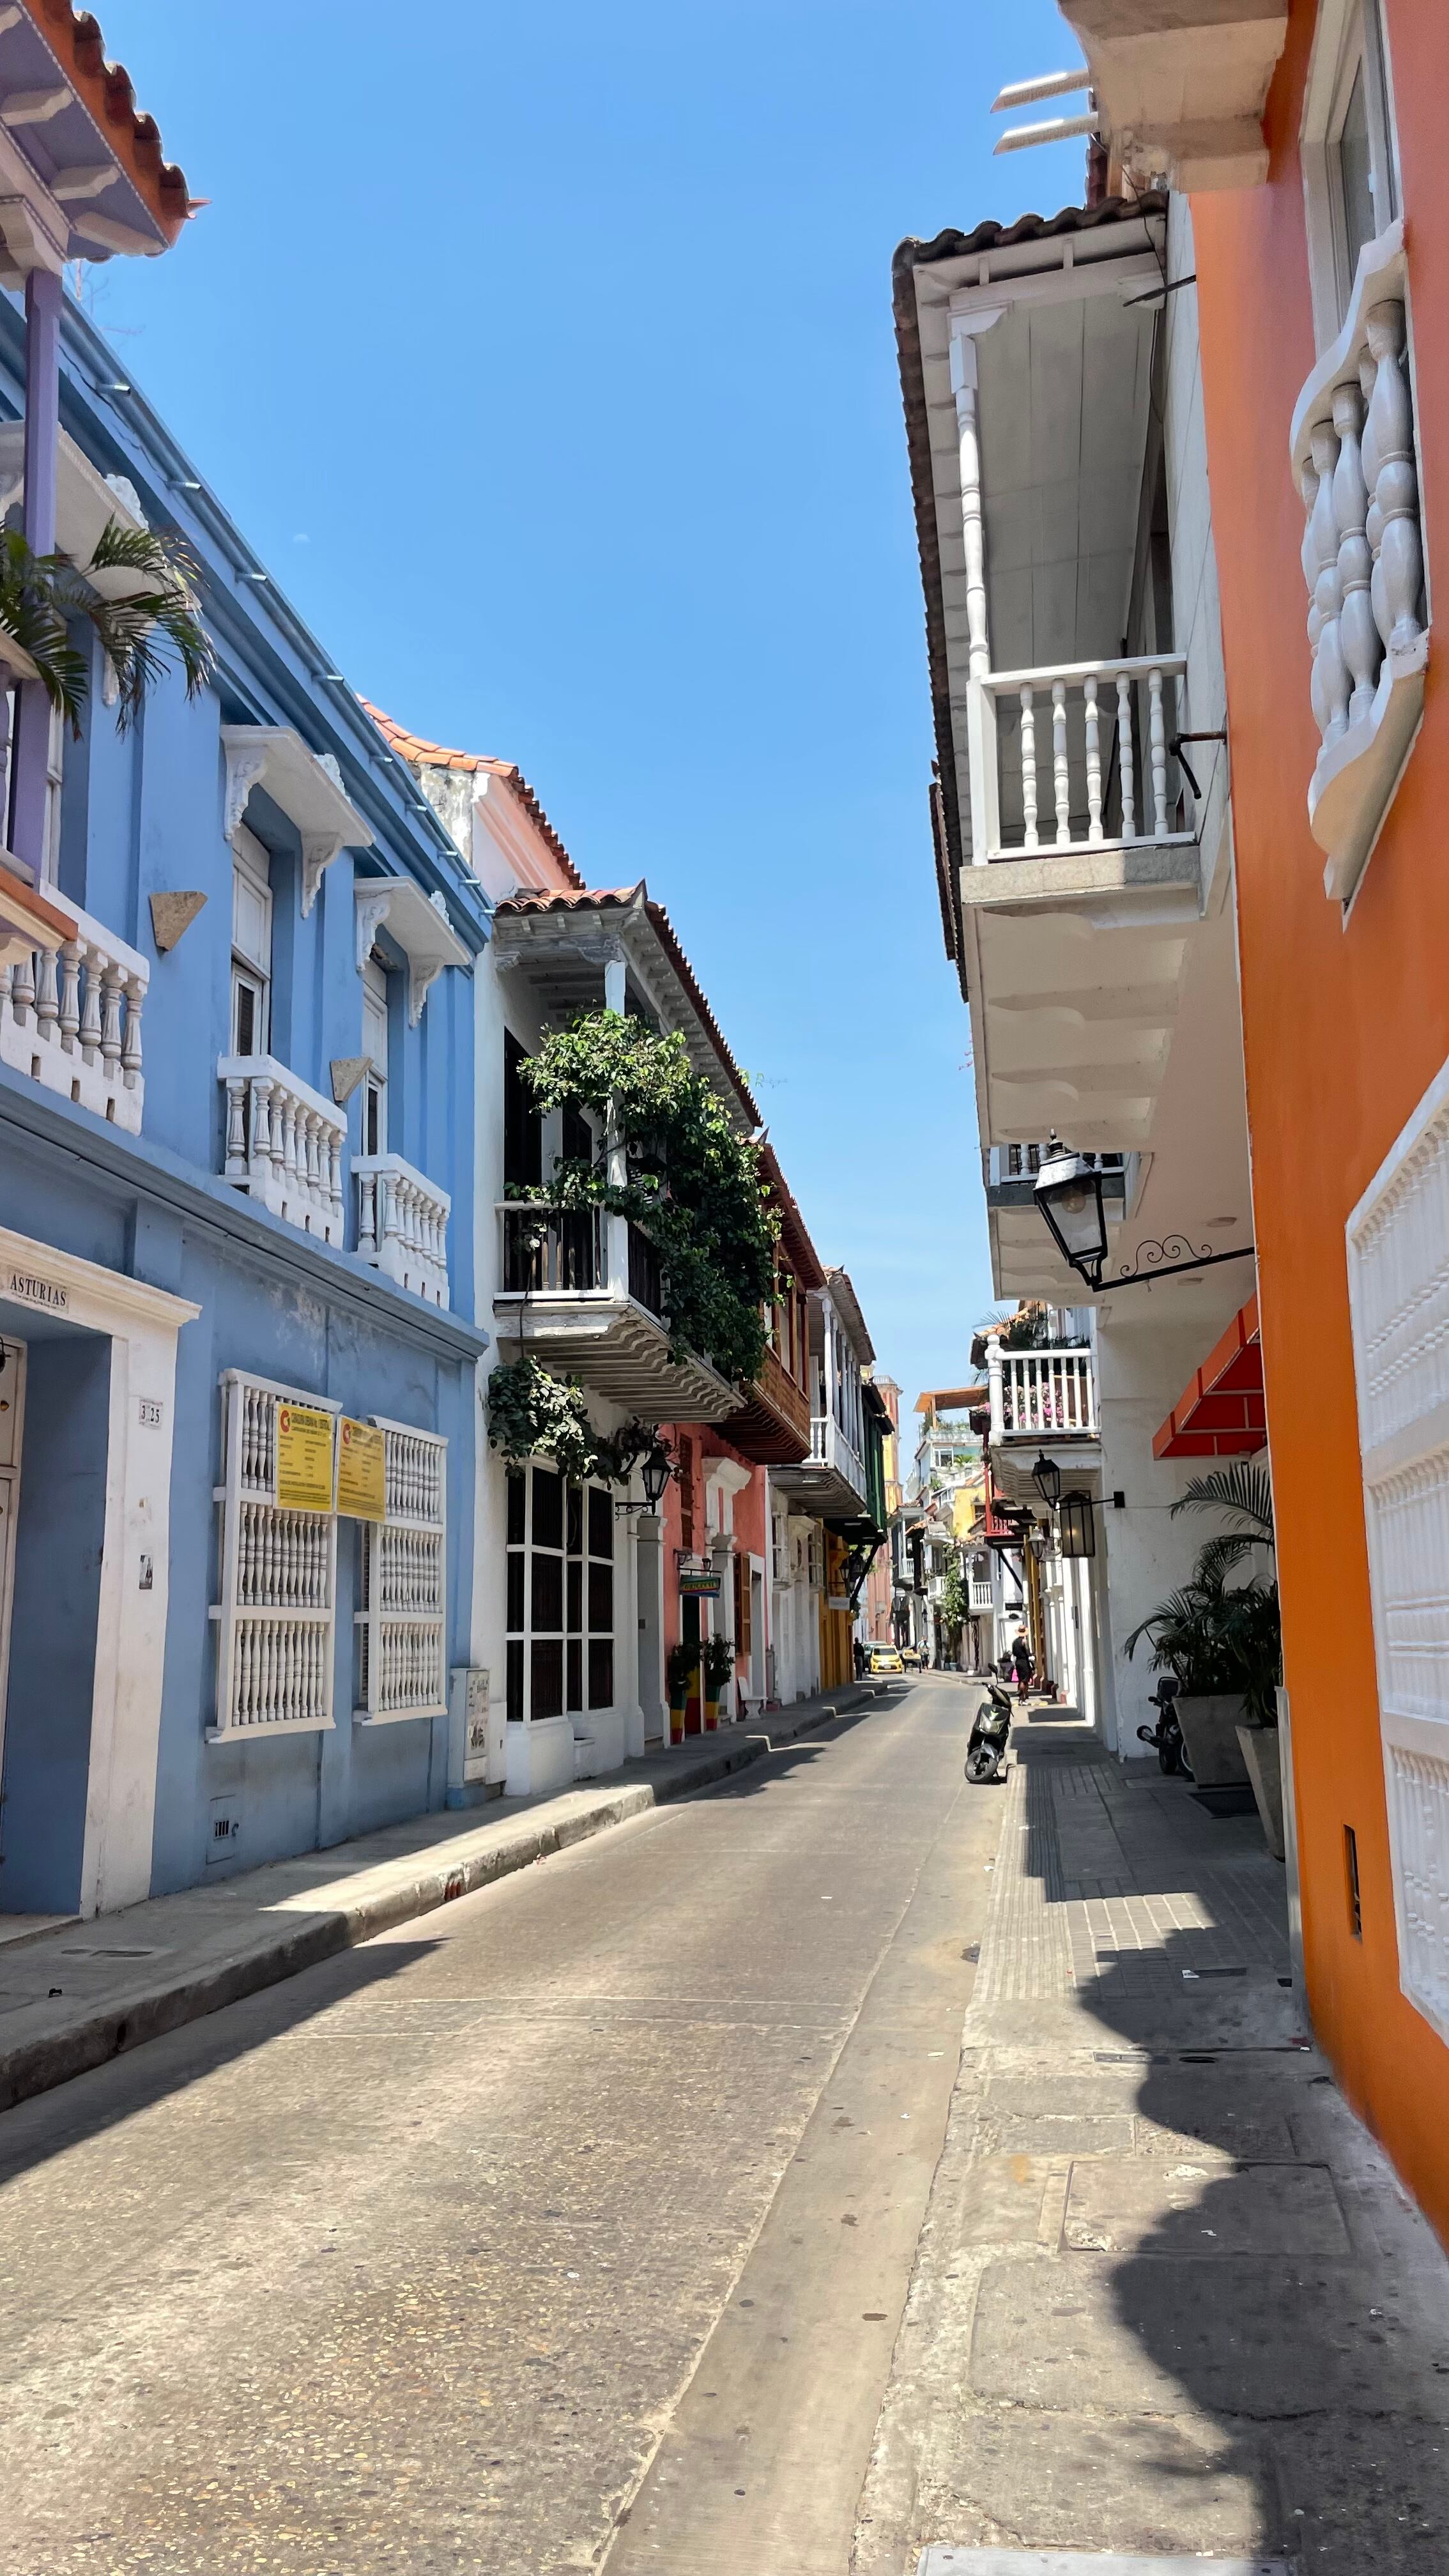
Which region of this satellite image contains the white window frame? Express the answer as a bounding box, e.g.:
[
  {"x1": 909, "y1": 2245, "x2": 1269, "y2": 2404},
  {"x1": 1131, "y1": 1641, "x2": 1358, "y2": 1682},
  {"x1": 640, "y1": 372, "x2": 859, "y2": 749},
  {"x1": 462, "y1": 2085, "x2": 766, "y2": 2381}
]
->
[
  {"x1": 1346, "y1": 1051, "x2": 1449, "y2": 2042},
  {"x1": 231, "y1": 825, "x2": 272, "y2": 1060},
  {"x1": 209, "y1": 1368, "x2": 341, "y2": 1742},
  {"x1": 361, "y1": 954, "x2": 388, "y2": 1157},
  {"x1": 1302, "y1": 0, "x2": 1402, "y2": 349},
  {"x1": 355, "y1": 1415, "x2": 448, "y2": 1726}
]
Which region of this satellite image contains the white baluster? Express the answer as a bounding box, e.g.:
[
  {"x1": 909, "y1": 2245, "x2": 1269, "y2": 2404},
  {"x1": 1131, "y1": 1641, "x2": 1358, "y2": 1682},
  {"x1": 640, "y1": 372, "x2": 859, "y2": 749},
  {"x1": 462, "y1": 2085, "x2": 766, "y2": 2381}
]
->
[
  {"x1": 1310, "y1": 421, "x2": 1349, "y2": 745},
  {"x1": 1052, "y1": 681, "x2": 1070, "y2": 847},
  {"x1": 1116, "y1": 670, "x2": 1136, "y2": 839},
  {"x1": 10, "y1": 946, "x2": 33, "y2": 1025},
  {"x1": 121, "y1": 977, "x2": 143, "y2": 1081},
  {"x1": 224, "y1": 1075, "x2": 249, "y2": 1181},
  {"x1": 1365, "y1": 299, "x2": 1423, "y2": 656},
  {"x1": 78, "y1": 948, "x2": 102, "y2": 1061},
  {"x1": 252, "y1": 1075, "x2": 275, "y2": 1178},
  {"x1": 358, "y1": 1170, "x2": 378, "y2": 1258},
  {"x1": 1084, "y1": 676, "x2": 1103, "y2": 843},
  {"x1": 1332, "y1": 379, "x2": 1379, "y2": 727},
  {"x1": 57, "y1": 940, "x2": 80, "y2": 1049},
  {"x1": 98, "y1": 969, "x2": 123, "y2": 1075},
  {"x1": 1019, "y1": 685, "x2": 1038, "y2": 850},
  {"x1": 1149, "y1": 668, "x2": 1169, "y2": 840},
  {"x1": 328, "y1": 1133, "x2": 344, "y2": 1235},
  {"x1": 1300, "y1": 463, "x2": 1328, "y2": 744},
  {"x1": 34, "y1": 944, "x2": 59, "y2": 1040}
]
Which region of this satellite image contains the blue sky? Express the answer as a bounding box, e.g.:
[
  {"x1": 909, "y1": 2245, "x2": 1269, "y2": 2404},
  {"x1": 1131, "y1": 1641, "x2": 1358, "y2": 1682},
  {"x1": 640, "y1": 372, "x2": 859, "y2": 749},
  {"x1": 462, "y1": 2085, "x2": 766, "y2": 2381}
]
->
[{"x1": 95, "y1": 0, "x2": 1088, "y2": 1413}]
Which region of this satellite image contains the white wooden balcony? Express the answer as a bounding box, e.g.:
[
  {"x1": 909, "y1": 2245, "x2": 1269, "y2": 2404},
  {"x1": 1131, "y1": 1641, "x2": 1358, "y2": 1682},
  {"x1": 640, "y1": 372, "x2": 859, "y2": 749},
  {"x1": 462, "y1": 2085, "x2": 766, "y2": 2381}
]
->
[
  {"x1": 973, "y1": 654, "x2": 1195, "y2": 868},
  {"x1": 218, "y1": 1055, "x2": 346, "y2": 1244},
  {"x1": 492, "y1": 1201, "x2": 737, "y2": 1423},
  {"x1": 770, "y1": 1409, "x2": 870, "y2": 1522},
  {"x1": 355, "y1": 1153, "x2": 450, "y2": 1307},
  {"x1": 1291, "y1": 223, "x2": 1428, "y2": 903},
  {"x1": 985, "y1": 1340, "x2": 1101, "y2": 1513},
  {"x1": 988, "y1": 1346, "x2": 1098, "y2": 1443},
  {"x1": 0, "y1": 886, "x2": 147, "y2": 1131}
]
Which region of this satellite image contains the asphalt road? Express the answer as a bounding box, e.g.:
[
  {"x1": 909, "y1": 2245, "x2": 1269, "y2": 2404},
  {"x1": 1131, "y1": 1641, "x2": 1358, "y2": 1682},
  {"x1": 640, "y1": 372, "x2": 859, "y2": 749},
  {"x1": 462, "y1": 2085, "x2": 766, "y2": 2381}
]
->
[{"x1": 0, "y1": 1677, "x2": 999, "y2": 2576}]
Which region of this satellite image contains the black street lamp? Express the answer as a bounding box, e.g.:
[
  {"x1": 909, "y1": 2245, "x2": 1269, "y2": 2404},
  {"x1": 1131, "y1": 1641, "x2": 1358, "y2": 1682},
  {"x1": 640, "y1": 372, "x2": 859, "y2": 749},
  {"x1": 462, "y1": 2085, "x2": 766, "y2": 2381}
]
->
[
  {"x1": 1031, "y1": 1450, "x2": 1062, "y2": 1512},
  {"x1": 640, "y1": 1442, "x2": 673, "y2": 1510},
  {"x1": 1059, "y1": 1491, "x2": 1096, "y2": 1559},
  {"x1": 1034, "y1": 1138, "x2": 1110, "y2": 1289},
  {"x1": 1034, "y1": 1131, "x2": 1256, "y2": 1294}
]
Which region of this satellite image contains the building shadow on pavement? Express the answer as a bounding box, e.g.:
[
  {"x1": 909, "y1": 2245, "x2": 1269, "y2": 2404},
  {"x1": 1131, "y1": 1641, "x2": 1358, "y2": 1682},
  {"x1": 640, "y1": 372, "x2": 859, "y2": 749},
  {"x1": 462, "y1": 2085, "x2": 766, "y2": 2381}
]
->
[{"x1": 982, "y1": 1726, "x2": 1449, "y2": 2572}]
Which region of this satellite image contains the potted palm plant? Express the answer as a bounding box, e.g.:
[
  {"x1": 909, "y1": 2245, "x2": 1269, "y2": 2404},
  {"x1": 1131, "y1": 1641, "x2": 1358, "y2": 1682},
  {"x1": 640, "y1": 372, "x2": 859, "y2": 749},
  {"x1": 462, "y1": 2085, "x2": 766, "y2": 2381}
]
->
[
  {"x1": 702, "y1": 1630, "x2": 735, "y2": 1731},
  {"x1": 666, "y1": 1641, "x2": 698, "y2": 1745},
  {"x1": 1126, "y1": 1458, "x2": 1282, "y2": 1834},
  {"x1": 1169, "y1": 1464, "x2": 1284, "y2": 1853}
]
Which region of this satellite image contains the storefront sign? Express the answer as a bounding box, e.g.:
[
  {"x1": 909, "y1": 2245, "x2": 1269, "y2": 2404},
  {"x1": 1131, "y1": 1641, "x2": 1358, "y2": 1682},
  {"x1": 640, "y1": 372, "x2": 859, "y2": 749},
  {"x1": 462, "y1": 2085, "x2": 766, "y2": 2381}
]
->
[
  {"x1": 275, "y1": 1404, "x2": 335, "y2": 1512},
  {"x1": 677, "y1": 1552, "x2": 721, "y2": 1598},
  {"x1": 6, "y1": 1269, "x2": 67, "y2": 1314},
  {"x1": 336, "y1": 1416, "x2": 386, "y2": 1521}
]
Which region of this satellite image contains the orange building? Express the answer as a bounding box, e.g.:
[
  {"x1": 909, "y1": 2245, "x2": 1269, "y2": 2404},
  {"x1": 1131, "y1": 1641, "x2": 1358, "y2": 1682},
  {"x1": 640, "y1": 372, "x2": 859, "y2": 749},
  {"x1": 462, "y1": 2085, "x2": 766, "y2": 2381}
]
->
[{"x1": 1061, "y1": 0, "x2": 1449, "y2": 2239}]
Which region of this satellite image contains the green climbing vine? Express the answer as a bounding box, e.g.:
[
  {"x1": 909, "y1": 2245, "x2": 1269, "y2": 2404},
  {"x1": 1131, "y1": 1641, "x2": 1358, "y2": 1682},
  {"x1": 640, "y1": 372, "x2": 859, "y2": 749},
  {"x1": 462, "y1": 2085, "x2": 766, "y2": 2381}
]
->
[
  {"x1": 518, "y1": 1011, "x2": 778, "y2": 1387},
  {"x1": 484, "y1": 1355, "x2": 662, "y2": 1487}
]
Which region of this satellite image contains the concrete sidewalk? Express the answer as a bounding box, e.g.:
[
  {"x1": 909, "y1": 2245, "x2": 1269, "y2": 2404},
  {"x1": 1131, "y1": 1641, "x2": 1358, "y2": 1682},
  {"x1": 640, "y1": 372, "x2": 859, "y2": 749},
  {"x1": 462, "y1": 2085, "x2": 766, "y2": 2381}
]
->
[
  {"x1": 854, "y1": 1715, "x2": 1449, "y2": 2575},
  {"x1": 0, "y1": 1681, "x2": 891, "y2": 2117}
]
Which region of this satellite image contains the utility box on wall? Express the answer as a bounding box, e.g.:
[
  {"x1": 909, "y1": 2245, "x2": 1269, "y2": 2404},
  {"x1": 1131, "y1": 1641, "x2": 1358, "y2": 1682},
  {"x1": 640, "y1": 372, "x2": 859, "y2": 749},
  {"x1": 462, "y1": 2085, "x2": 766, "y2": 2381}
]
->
[{"x1": 448, "y1": 1665, "x2": 502, "y2": 1799}]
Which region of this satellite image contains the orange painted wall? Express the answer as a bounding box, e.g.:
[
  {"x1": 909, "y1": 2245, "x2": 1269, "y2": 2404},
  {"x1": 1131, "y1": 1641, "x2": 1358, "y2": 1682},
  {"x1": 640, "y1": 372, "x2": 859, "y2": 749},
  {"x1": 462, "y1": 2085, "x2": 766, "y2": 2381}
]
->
[{"x1": 1190, "y1": 0, "x2": 1449, "y2": 2239}]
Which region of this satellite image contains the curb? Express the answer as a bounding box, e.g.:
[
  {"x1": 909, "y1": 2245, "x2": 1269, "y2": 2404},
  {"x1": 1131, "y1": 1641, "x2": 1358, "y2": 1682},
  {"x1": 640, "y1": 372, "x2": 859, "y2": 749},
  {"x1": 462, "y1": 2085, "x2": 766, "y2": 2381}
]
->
[{"x1": 0, "y1": 1685, "x2": 887, "y2": 2117}]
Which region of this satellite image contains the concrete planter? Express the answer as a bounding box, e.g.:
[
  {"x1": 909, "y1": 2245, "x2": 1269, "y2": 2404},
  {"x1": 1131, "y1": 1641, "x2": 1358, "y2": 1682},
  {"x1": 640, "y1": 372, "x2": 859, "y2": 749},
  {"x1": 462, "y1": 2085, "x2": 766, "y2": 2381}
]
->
[
  {"x1": 1237, "y1": 1721, "x2": 1286, "y2": 1860},
  {"x1": 1176, "y1": 1692, "x2": 1251, "y2": 1787}
]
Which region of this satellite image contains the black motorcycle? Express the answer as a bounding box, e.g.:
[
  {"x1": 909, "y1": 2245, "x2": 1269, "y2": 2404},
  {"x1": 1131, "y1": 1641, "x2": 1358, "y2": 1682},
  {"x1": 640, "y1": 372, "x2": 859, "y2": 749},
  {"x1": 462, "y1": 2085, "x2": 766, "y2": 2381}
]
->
[
  {"x1": 965, "y1": 1678, "x2": 1013, "y2": 1783},
  {"x1": 1137, "y1": 1675, "x2": 1193, "y2": 1777}
]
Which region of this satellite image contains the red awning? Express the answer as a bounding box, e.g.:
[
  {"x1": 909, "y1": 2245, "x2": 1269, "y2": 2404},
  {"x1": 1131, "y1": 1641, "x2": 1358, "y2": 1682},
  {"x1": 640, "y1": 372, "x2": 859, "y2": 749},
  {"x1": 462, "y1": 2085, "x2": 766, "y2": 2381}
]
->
[{"x1": 1153, "y1": 1294, "x2": 1266, "y2": 1460}]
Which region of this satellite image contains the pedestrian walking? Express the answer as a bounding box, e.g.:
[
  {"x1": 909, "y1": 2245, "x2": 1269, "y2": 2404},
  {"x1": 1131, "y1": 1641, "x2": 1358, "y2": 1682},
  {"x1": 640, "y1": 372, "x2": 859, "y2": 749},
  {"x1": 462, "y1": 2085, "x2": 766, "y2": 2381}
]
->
[{"x1": 1011, "y1": 1623, "x2": 1034, "y2": 1703}]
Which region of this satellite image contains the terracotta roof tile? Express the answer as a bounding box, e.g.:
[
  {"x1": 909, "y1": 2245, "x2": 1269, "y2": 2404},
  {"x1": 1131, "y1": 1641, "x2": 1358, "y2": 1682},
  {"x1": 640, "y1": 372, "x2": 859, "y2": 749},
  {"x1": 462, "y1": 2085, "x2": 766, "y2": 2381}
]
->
[
  {"x1": 24, "y1": 1, "x2": 192, "y2": 241},
  {"x1": 493, "y1": 881, "x2": 762, "y2": 1129},
  {"x1": 360, "y1": 701, "x2": 586, "y2": 889}
]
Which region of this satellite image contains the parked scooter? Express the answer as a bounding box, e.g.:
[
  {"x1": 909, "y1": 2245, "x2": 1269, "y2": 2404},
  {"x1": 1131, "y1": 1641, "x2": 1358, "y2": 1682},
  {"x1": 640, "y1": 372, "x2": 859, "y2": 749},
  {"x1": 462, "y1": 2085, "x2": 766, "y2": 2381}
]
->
[
  {"x1": 1137, "y1": 1675, "x2": 1193, "y2": 1777},
  {"x1": 965, "y1": 1678, "x2": 1013, "y2": 1783}
]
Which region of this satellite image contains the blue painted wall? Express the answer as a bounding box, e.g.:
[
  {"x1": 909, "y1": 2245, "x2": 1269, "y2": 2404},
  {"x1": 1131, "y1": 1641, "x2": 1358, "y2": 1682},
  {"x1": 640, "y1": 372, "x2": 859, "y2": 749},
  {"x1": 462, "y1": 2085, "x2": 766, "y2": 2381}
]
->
[{"x1": 0, "y1": 284, "x2": 492, "y2": 1905}]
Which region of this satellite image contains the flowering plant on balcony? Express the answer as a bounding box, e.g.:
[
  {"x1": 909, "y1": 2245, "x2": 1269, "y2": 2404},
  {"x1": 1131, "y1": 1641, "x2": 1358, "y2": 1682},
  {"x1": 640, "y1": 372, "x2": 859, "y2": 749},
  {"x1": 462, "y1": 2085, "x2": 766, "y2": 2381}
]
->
[
  {"x1": 519, "y1": 1011, "x2": 778, "y2": 1386},
  {"x1": 0, "y1": 518, "x2": 213, "y2": 734}
]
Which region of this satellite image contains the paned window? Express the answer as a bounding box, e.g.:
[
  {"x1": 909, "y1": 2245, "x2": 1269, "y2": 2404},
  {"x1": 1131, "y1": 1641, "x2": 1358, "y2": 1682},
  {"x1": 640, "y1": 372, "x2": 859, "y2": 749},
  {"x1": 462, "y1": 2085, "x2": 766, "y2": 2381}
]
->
[
  {"x1": 210, "y1": 1368, "x2": 339, "y2": 1740},
  {"x1": 231, "y1": 826, "x2": 272, "y2": 1060},
  {"x1": 504, "y1": 1460, "x2": 615, "y2": 1724},
  {"x1": 362, "y1": 956, "x2": 388, "y2": 1156},
  {"x1": 355, "y1": 1419, "x2": 448, "y2": 1723},
  {"x1": 1303, "y1": 0, "x2": 1400, "y2": 340}
]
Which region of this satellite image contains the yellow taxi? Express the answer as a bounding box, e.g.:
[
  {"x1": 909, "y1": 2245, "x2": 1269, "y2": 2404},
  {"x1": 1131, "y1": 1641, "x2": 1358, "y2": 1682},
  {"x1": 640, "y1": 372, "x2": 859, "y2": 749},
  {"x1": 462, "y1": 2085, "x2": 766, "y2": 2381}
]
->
[{"x1": 864, "y1": 1641, "x2": 905, "y2": 1675}]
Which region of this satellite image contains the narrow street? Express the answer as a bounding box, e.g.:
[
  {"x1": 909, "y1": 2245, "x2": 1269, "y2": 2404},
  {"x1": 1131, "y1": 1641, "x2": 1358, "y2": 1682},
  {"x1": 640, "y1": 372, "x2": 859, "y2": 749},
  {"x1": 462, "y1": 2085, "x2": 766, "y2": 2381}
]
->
[{"x1": 0, "y1": 1679, "x2": 997, "y2": 2576}]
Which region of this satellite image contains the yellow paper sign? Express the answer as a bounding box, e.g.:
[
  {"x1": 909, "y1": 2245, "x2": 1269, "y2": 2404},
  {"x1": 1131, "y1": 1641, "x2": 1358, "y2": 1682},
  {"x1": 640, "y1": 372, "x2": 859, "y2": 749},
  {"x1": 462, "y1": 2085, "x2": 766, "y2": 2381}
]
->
[
  {"x1": 275, "y1": 1404, "x2": 335, "y2": 1512},
  {"x1": 336, "y1": 1416, "x2": 386, "y2": 1522}
]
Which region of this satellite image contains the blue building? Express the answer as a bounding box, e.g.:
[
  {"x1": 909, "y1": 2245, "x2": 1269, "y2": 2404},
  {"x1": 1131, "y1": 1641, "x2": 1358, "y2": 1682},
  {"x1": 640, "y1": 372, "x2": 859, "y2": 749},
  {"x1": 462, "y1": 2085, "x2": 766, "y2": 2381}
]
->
[{"x1": 0, "y1": 274, "x2": 491, "y2": 1920}]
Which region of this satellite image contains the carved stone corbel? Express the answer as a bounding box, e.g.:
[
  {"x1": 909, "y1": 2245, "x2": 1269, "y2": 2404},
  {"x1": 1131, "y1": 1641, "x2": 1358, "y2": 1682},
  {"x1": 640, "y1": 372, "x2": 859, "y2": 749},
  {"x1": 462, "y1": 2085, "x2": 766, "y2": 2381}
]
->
[
  {"x1": 223, "y1": 738, "x2": 270, "y2": 847},
  {"x1": 300, "y1": 831, "x2": 348, "y2": 919},
  {"x1": 408, "y1": 960, "x2": 445, "y2": 1027},
  {"x1": 355, "y1": 884, "x2": 393, "y2": 973}
]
